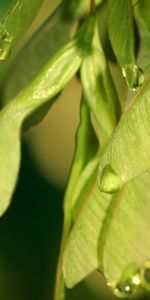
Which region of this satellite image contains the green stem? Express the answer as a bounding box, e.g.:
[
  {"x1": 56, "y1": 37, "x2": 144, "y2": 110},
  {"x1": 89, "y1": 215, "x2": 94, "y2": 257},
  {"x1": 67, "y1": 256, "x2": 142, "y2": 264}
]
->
[{"x1": 53, "y1": 217, "x2": 71, "y2": 300}]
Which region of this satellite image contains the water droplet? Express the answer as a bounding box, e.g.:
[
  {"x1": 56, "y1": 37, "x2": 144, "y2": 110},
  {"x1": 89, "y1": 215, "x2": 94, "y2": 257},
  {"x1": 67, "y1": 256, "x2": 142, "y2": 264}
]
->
[
  {"x1": 98, "y1": 164, "x2": 122, "y2": 193},
  {"x1": 141, "y1": 260, "x2": 150, "y2": 291},
  {"x1": 122, "y1": 64, "x2": 144, "y2": 91},
  {"x1": 113, "y1": 283, "x2": 133, "y2": 298},
  {"x1": 0, "y1": 31, "x2": 12, "y2": 61},
  {"x1": 113, "y1": 272, "x2": 140, "y2": 298}
]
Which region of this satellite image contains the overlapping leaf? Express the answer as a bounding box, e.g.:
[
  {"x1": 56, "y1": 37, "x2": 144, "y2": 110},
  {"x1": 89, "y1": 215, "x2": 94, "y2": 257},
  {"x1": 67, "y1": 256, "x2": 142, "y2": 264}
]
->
[
  {"x1": 63, "y1": 18, "x2": 120, "y2": 289},
  {"x1": 64, "y1": 101, "x2": 99, "y2": 217},
  {"x1": 98, "y1": 78, "x2": 150, "y2": 193},
  {"x1": 63, "y1": 174, "x2": 112, "y2": 288},
  {"x1": 63, "y1": 7, "x2": 150, "y2": 296},
  {"x1": 80, "y1": 26, "x2": 121, "y2": 142},
  {"x1": 98, "y1": 171, "x2": 150, "y2": 292},
  {"x1": 108, "y1": 0, "x2": 143, "y2": 90},
  {"x1": 2, "y1": 4, "x2": 73, "y2": 104},
  {"x1": 0, "y1": 0, "x2": 44, "y2": 60},
  {"x1": 54, "y1": 100, "x2": 99, "y2": 300},
  {"x1": 134, "y1": 0, "x2": 150, "y2": 76},
  {"x1": 62, "y1": 0, "x2": 102, "y2": 19},
  {"x1": 63, "y1": 165, "x2": 150, "y2": 296},
  {"x1": 0, "y1": 16, "x2": 95, "y2": 215}
]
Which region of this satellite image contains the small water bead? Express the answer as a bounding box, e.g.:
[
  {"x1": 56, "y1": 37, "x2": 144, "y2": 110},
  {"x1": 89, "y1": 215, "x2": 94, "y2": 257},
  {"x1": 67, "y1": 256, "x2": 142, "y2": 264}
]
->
[
  {"x1": 0, "y1": 31, "x2": 12, "y2": 61},
  {"x1": 122, "y1": 64, "x2": 144, "y2": 91},
  {"x1": 113, "y1": 283, "x2": 134, "y2": 298},
  {"x1": 113, "y1": 273, "x2": 141, "y2": 298},
  {"x1": 98, "y1": 164, "x2": 122, "y2": 194},
  {"x1": 141, "y1": 260, "x2": 150, "y2": 291}
]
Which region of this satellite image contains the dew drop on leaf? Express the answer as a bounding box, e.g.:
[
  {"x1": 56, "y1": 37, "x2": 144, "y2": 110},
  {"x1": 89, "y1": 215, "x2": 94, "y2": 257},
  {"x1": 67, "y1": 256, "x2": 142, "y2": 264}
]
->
[
  {"x1": 113, "y1": 272, "x2": 140, "y2": 298},
  {"x1": 98, "y1": 164, "x2": 122, "y2": 193},
  {"x1": 113, "y1": 284, "x2": 134, "y2": 298},
  {"x1": 0, "y1": 31, "x2": 11, "y2": 61},
  {"x1": 122, "y1": 64, "x2": 144, "y2": 91},
  {"x1": 141, "y1": 260, "x2": 150, "y2": 291}
]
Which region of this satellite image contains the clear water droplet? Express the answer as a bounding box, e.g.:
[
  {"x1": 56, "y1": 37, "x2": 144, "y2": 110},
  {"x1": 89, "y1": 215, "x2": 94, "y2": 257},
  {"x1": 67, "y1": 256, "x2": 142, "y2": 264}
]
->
[
  {"x1": 141, "y1": 260, "x2": 150, "y2": 291},
  {"x1": 113, "y1": 272, "x2": 140, "y2": 298},
  {"x1": 0, "y1": 31, "x2": 12, "y2": 61},
  {"x1": 122, "y1": 64, "x2": 144, "y2": 91},
  {"x1": 98, "y1": 164, "x2": 122, "y2": 193},
  {"x1": 113, "y1": 283, "x2": 133, "y2": 298}
]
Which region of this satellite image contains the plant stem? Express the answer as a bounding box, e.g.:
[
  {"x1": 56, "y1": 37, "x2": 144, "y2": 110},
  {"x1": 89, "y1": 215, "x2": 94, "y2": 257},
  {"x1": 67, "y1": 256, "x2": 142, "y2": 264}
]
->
[{"x1": 53, "y1": 217, "x2": 71, "y2": 300}]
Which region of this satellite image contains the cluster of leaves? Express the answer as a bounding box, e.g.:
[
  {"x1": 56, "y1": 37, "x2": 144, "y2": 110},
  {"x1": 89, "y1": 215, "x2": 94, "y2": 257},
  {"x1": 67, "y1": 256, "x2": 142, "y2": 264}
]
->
[{"x1": 0, "y1": 0, "x2": 150, "y2": 300}]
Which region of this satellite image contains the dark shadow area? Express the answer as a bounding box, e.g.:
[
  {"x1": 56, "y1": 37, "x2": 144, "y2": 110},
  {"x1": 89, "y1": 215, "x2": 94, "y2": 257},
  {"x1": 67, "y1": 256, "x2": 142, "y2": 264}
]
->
[{"x1": 0, "y1": 142, "x2": 63, "y2": 300}]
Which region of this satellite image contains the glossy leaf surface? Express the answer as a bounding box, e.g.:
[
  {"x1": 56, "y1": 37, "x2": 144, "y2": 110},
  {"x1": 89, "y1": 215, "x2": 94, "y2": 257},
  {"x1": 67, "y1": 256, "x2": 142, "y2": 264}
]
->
[
  {"x1": 64, "y1": 101, "x2": 99, "y2": 217},
  {"x1": 63, "y1": 177, "x2": 112, "y2": 288},
  {"x1": 135, "y1": 0, "x2": 150, "y2": 76},
  {"x1": 81, "y1": 25, "x2": 121, "y2": 142},
  {"x1": 98, "y1": 78, "x2": 150, "y2": 193},
  {"x1": 0, "y1": 0, "x2": 44, "y2": 60},
  {"x1": 2, "y1": 4, "x2": 73, "y2": 104},
  {"x1": 108, "y1": 0, "x2": 143, "y2": 90},
  {"x1": 99, "y1": 171, "x2": 150, "y2": 293},
  {"x1": 0, "y1": 30, "x2": 85, "y2": 215}
]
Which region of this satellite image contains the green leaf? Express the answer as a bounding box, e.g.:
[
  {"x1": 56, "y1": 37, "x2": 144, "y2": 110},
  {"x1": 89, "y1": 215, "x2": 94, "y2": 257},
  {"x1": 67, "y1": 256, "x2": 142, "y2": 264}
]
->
[
  {"x1": 98, "y1": 77, "x2": 150, "y2": 194},
  {"x1": 53, "y1": 17, "x2": 99, "y2": 300},
  {"x1": 62, "y1": 18, "x2": 121, "y2": 288},
  {"x1": 107, "y1": 0, "x2": 144, "y2": 90},
  {"x1": 0, "y1": 0, "x2": 44, "y2": 60},
  {"x1": 80, "y1": 24, "x2": 121, "y2": 142},
  {"x1": 71, "y1": 152, "x2": 100, "y2": 219},
  {"x1": 98, "y1": 171, "x2": 150, "y2": 296},
  {"x1": 54, "y1": 101, "x2": 99, "y2": 300},
  {"x1": 2, "y1": 4, "x2": 73, "y2": 105},
  {"x1": 63, "y1": 176, "x2": 112, "y2": 288},
  {"x1": 63, "y1": 159, "x2": 150, "y2": 296},
  {"x1": 135, "y1": 0, "x2": 150, "y2": 31},
  {"x1": 134, "y1": 0, "x2": 150, "y2": 76},
  {"x1": 64, "y1": 100, "x2": 99, "y2": 217},
  {"x1": 63, "y1": 162, "x2": 150, "y2": 294},
  {"x1": 0, "y1": 29, "x2": 85, "y2": 216},
  {"x1": 62, "y1": 0, "x2": 103, "y2": 19}
]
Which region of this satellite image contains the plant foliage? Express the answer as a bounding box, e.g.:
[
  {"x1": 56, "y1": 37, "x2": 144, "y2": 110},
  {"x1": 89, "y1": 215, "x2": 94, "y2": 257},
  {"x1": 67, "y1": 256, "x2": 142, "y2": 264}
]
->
[{"x1": 0, "y1": 0, "x2": 150, "y2": 300}]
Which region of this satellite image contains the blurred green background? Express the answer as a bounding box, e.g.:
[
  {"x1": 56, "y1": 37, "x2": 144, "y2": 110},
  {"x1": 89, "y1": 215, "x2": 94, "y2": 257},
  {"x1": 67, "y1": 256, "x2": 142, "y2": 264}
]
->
[{"x1": 0, "y1": 1, "x2": 149, "y2": 300}]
